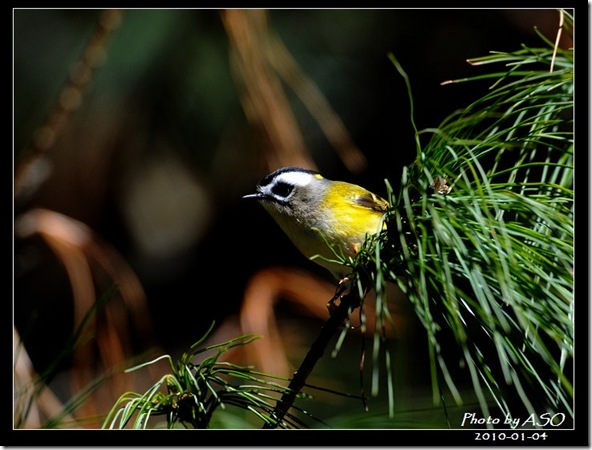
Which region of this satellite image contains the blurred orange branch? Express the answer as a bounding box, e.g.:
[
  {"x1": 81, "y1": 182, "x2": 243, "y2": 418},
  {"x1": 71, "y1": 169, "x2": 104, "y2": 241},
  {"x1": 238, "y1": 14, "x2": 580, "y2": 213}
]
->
[
  {"x1": 222, "y1": 9, "x2": 367, "y2": 173},
  {"x1": 15, "y1": 208, "x2": 157, "y2": 423},
  {"x1": 15, "y1": 9, "x2": 123, "y2": 204}
]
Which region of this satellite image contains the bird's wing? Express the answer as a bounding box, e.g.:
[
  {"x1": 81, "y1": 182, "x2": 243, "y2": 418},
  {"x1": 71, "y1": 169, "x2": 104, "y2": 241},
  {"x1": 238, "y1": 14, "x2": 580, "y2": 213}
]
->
[{"x1": 353, "y1": 191, "x2": 389, "y2": 213}]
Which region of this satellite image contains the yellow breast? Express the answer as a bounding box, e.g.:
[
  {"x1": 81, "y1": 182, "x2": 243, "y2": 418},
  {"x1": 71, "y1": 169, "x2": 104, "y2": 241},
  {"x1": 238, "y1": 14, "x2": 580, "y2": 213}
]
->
[{"x1": 319, "y1": 181, "x2": 387, "y2": 257}]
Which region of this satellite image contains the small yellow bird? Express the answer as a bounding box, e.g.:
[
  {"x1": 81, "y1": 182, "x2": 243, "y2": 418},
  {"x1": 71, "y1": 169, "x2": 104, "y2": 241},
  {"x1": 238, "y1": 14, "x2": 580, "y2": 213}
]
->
[{"x1": 243, "y1": 167, "x2": 389, "y2": 280}]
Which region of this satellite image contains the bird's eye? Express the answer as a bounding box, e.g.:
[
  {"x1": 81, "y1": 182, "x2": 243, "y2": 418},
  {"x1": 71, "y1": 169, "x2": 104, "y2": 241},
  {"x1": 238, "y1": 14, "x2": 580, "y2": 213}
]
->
[{"x1": 271, "y1": 181, "x2": 294, "y2": 198}]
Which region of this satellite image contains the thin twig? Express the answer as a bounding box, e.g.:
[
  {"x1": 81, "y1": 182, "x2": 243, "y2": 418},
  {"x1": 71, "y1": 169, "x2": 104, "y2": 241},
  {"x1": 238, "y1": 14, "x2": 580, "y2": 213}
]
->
[
  {"x1": 550, "y1": 9, "x2": 564, "y2": 73},
  {"x1": 263, "y1": 286, "x2": 359, "y2": 429}
]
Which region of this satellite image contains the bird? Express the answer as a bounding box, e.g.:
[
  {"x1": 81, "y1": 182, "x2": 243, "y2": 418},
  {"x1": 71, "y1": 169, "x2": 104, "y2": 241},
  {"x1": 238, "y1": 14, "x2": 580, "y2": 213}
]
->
[{"x1": 243, "y1": 167, "x2": 389, "y2": 281}]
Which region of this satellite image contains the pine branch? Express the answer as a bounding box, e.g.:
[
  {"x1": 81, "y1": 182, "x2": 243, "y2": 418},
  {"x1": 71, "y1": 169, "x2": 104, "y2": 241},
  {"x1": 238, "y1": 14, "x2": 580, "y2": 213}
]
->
[{"x1": 263, "y1": 284, "x2": 360, "y2": 429}]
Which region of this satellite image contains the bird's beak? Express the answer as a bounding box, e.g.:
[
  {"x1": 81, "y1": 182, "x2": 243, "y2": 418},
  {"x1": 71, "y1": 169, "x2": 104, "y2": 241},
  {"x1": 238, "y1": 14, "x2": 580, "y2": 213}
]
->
[{"x1": 242, "y1": 192, "x2": 264, "y2": 200}]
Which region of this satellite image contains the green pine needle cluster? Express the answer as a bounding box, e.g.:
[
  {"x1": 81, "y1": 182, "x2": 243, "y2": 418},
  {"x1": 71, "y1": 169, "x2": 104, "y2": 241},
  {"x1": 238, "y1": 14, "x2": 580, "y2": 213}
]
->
[
  {"x1": 347, "y1": 11, "x2": 573, "y2": 424},
  {"x1": 102, "y1": 323, "x2": 315, "y2": 429}
]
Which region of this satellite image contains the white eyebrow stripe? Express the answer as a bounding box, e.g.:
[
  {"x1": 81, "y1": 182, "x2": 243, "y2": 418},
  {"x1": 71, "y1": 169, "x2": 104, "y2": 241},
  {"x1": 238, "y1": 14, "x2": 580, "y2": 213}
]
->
[{"x1": 275, "y1": 171, "x2": 314, "y2": 187}]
